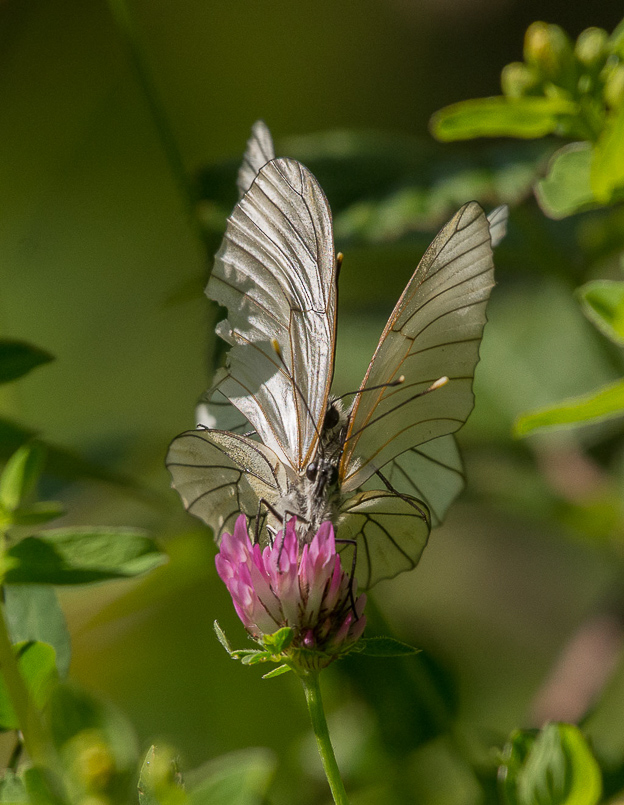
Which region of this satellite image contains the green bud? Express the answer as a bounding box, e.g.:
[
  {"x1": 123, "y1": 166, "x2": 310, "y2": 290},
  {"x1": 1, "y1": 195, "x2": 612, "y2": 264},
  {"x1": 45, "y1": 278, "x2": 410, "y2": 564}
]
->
[
  {"x1": 501, "y1": 61, "x2": 541, "y2": 98},
  {"x1": 604, "y1": 63, "x2": 624, "y2": 108},
  {"x1": 524, "y1": 21, "x2": 576, "y2": 90},
  {"x1": 575, "y1": 27, "x2": 609, "y2": 71}
]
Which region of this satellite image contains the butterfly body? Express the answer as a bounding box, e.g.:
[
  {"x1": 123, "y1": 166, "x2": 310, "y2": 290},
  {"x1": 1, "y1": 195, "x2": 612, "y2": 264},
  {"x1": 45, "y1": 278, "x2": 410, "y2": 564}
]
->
[{"x1": 167, "y1": 121, "x2": 506, "y2": 588}]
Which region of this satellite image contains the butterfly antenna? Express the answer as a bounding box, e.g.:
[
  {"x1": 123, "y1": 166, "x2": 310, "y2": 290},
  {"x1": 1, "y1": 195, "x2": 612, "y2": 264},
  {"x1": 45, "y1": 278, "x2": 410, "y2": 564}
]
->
[
  {"x1": 271, "y1": 339, "x2": 327, "y2": 459},
  {"x1": 343, "y1": 376, "x2": 449, "y2": 445},
  {"x1": 332, "y1": 375, "x2": 406, "y2": 405}
]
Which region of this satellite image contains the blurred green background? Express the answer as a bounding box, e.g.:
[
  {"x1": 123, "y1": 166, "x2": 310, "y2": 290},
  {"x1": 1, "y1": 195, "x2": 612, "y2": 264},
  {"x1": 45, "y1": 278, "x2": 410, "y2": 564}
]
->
[{"x1": 3, "y1": 1, "x2": 624, "y2": 802}]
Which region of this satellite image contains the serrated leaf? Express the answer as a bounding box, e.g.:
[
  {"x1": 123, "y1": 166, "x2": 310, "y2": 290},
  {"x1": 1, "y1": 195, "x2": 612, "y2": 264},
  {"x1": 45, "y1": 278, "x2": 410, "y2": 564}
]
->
[
  {"x1": 430, "y1": 96, "x2": 578, "y2": 142},
  {"x1": 262, "y1": 665, "x2": 291, "y2": 679},
  {"x1": 499, "y1": 723, "x2": 602, "y2": 805},
  {"x1": 0, "y1": 341, "x2": 53, "y2": 385},
  {"x1": 358, "y1": 636, "x2": 420, "y2": 657},
  {"x1": 577, "y1": 280, "x2": 624, "y2": 345},
  {"x1": 5, "y1": 585, "x2": 71, "y2": 678},
  {"x1": 261, "y1": 627, "x2": 293, "y2": 654},
  {"x1": 0, "y1": 641, "x2": 59, "y2": 731},
  {"x1": 5, "y1": 528, "x2": 167, "y2": 585},
  {"x1": 514, "y1": 378, "x2": 624, "y2": 436},
  {"x1": 591, "y1": 104, "x2": 624, "y2": 203},
  {"x1": 0, "y1": 443, "x2": 46, "y2": 513},
  {"x1": 187, "y1": 748, "x2": 276, "y2": 805},
  {"x1": 535, "y1": 143, "x2": 599, "y2": 219}
]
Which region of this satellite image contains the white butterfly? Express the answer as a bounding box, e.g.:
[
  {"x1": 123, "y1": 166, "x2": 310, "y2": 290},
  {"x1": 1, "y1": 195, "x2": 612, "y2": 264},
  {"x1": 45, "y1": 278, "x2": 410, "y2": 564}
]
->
[{"x1": 167, "y1": 121, "x2": 506, "y2": 588}]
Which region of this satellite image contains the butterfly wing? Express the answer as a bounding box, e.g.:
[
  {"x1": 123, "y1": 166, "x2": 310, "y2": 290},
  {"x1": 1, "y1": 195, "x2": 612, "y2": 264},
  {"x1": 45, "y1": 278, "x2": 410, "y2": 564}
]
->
[
  {"x1": 237, "y1": 120, "x2": 276, "y2": 198},
  {"x1": 166, "y1": 429, "x2": 289, "y2": 540},
  {"x1": 340, "y1": 201, "x2": 495, "y2": 493},
  {"x1": 207, "y1": 157, "x2": 337, "y2": 472},
  {"x1": 360, "y1": 434, "x2": 464, "y2": 528},
  {"x1": 336, "y1": 491, "x2": 431, "y2": 589}
]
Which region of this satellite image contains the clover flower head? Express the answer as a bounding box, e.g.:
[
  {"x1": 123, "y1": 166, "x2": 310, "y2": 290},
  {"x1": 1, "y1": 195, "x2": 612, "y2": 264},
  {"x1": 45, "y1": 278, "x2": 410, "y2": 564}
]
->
[{"x1": 215, "y1": 515, "x2": 366, "y2": 670}]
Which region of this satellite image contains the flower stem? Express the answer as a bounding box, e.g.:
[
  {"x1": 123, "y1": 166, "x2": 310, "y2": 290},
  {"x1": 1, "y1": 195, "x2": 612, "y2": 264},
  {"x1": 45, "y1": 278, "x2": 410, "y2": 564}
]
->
[{"x1": 300, "y1": 672, "x2": 350, "y2": 805}]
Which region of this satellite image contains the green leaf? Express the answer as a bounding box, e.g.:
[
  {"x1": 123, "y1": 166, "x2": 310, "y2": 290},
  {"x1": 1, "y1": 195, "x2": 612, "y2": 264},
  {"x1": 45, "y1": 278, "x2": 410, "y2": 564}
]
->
[
  {"x1": 0, "y1": 443, "x2": 46, "y2": 513},
  {"x1": 591, "y1": 104, "x2": 624, "y2": 203},
  {"x1": 514, "y1": 377, "x2": 624, "y2": 436},
  {"x1": 22, "y1": 767, "x2": 66, "y2": 805},
  {"x1": 261, "y1": 627, "x2": 293, "y2": 654},
  {"x1": 0, "y1": 641, "x2": 58, "y2": 731},
  {"x1": 430, "y1": 96, "x2": 578, "y2": 142},
  {"x1": 0, "y1": 341, "x2": 53, "y2": 385},
  {"x1": 240, "y1": 652, "x2": 271, "y2": 666},
  {"x1": 48, "y1": 683, "x2": 138, "y2": 770},
  {"x1": 262, "y1": 665, "x2": 291, "y2": 679},
  {"x1": 577, "y1": 280, "x2": 624, "y2": 345},
  {"x1": 138, "y1": 745, "x2": 186, "y2": 805},
  {"x1": 0, "y1": 770, "x2": 28, "y2": 802},
  {"x1": 5, "y1": 502, "x2": 66, "y2": 527},
  {"x1": 5, "y1": 528, "x2": 167, "y2": 585},
  {"x1": 357, "y1": 636, "x2": 420, "y2": 657},
  {"x1": 499, "y1": 723, "x2": 602, "y2": 805},
  {"x1": 187, "y1": 748, "x2": 276, "y2": 805},
  {"x1": 535, "y1": 143, "x2": 599, "y2": 219},
  {"x1": 5, "y1": 585, "x2": 71, "y2": 678}
]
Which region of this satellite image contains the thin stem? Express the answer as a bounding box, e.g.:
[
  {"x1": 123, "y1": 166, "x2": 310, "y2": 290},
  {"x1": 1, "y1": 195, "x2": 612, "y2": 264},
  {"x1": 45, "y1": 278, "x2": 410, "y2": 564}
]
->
[{"x1": 300, "y1": 672, "x2": 350, "y2": 805}]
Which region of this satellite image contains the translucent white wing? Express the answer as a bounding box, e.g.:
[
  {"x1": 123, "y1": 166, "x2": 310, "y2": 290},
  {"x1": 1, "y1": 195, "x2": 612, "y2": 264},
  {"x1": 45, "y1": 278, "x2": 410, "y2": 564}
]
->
[
  {"x1": 340, "y1": 202, "x2": 495, "y2": 492},
  {"x1": 207, "y1": 157, "x2": 337, "y2": 472},
  {"x1": 237, "y1": 120, "x2": 276, "y2": 198},
  {"x1": 487, "y1": 204, "x2": 508, "y2": 249},
  {"x1": 360, "y1": 434, "x2": 464, "y2": 527},
  {"x1": 196, "y1": 371, "x2": 253, "y2": 435},
  {"x1": 337, "y1": 491, "x2": 431, "y2": 590},
  {"x1": 166, "y1": 430, "x2": 288, "y2": 541}
]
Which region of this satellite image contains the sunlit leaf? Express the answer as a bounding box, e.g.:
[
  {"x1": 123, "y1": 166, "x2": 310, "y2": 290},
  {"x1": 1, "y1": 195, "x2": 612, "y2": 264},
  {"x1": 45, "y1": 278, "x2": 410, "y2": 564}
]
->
[
  {"x1": 261, "y1": 628, "x2": 293, "y2": 654},
  {"x1": 590, "y1": 104, "x2": 624, "y2": 203},
  {"x1": 430, "y1": 97, "x2": 578, "y2": 142},
  {"x1": 577, "y1": 280, "x2": 624, "y2": 345},
  {"x1": 514, "y1": 378, "x2": 624, "y2": 436},
  {"x1": 5, "y1": 585, "x2": 71, "y2": 678},
  {"x1": 535, "y1": 143, "x2": 599, "y2": 219},
  {"x1": 0, "y1": 442, "x2": 46, "y2": 513},
  {"x1": 0, "y1": 641, "x2": 58, "y2": 731},
  {"x1": 187, "y1": 749, "x2": 276, "y2": 805},
  {"x1": 499, "y1": 723, "x2": 602, "y2": 805},
  {"x1": 0, "y1": 340, "x2": 53, "y2": 385},
  {"x1": 5, "y1": 528, "x2": 167, "y2": 585}
]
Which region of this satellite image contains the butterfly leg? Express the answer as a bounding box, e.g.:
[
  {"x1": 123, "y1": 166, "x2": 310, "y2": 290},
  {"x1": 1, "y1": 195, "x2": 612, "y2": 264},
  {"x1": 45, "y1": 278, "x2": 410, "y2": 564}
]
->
[
  {"x1": 255, "y1": 497, "x2": 283, "y2": 544},
  {"x1": 335, "y1": 538, "x2": 359, "y2": 617},
  {"x1": 375, "y1": 470, "x2": 428, "y2": 520}
]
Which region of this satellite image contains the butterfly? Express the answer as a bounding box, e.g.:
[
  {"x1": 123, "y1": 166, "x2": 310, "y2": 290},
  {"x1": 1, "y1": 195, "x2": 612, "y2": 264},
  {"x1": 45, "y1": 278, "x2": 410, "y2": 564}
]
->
[{"x1": 167, "y1": 121, "x2": 507, "y2": 589}]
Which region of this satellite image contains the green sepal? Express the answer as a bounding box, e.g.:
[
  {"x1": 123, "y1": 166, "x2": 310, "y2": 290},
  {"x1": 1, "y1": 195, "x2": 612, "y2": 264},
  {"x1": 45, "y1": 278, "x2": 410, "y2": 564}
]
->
[
  {"x1": 0, "y1": 641, "x2": 59, "y2": 731},
  {"x1": 355, "y1": 636, "x2": 421, "y2": 657},
  {"x1": 262, "y1": 664, "x2": 291, "y2": 679},
  {"x1": 0, "y1": 341, "x2": 53, "y2": 386},
  {"x1": 430, "y1": 96, "x2": 578, "y2": 142},
  {"x1": 0, "y1": 442, "x2": 46, "y2": 513},
  {"x1": 4, "y1": 528, "x2": 167, "y2": 585},
  {"x1": 577, "y1": 280, "x2": 624, "y2": 345},
  {"x1": 261, "y1": 627, "x2": 293, "y2": 654},
  {"x1": 514, "y1": 377, "x2": 624, "y2": 436},
  {"x1": 213, "y1": 621, "x2": 234, "y2": 655}
]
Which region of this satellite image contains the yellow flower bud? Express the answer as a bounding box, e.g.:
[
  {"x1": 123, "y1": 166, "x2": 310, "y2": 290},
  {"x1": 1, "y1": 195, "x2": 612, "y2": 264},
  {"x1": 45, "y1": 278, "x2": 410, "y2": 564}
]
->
[
  {"x1": 604, "y1": 63, "x2": 624, "y2": 108},
  {"x1": 524, "y1": 21, "x2": 575, "y2": 90},
  {"x1": 501, "y1": 62, "x2": 541, "y2": 98},
  {"x1": 575, "y1": 27, "x2": 609, "y2": 71}
]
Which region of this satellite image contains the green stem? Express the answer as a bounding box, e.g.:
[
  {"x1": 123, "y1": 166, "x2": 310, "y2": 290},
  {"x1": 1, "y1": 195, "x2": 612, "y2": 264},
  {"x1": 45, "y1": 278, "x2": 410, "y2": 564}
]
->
[
  {"x1": 300, "y1": 672, "x2": 350, "y2": 805},
  {"x1": 106, "y1": 0, "x2": 205, "y2": 245}
]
